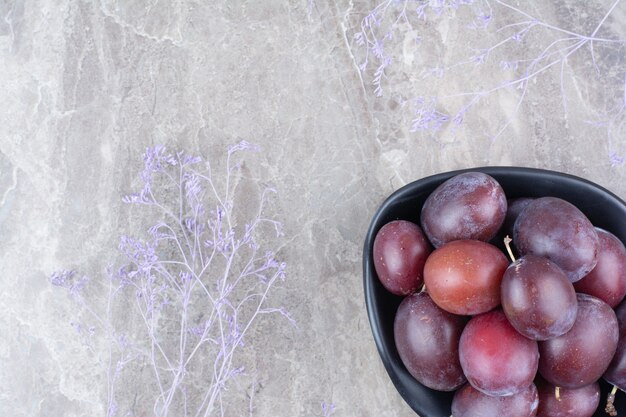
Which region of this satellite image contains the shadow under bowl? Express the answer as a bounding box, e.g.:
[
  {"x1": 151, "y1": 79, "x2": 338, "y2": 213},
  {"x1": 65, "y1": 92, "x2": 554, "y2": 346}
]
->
[{"x1": 363, "y1": 166, "x2": 626, "y2": 417}]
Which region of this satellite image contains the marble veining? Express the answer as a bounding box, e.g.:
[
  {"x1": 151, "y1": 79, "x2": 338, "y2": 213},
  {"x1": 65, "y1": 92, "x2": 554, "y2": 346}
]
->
[{"x1": 1, "y1": 1, "x2": 625, "y2": 416}]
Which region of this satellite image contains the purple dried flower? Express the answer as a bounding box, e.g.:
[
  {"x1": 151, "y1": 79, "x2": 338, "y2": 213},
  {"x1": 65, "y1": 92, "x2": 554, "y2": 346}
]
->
[
  {"x1": 410, "y1": 97, "x2": 450, "y2": 133},
  {"x1": 121, "y1": 186, "x2": 152, "y2": 205},
  {"x1": 262, "y1": 251, "x2": 279, "y2": 270},
  {"x1": 321, "y1": 401, "x2": 336, "y2": 417},
  {"x1": 354, "y1": 0, "x2": 475, "y2": 95},
  {"x1": 430, "y1": 1, "x2": 446, "y2": 17},
  {"x1": 511, "y1": 21, "x2": 537, "y2": 42},
  {"x1": 609, "y1": 151, "x2": 625, "y2": 167},
  {"x1": 472, "y1": 10, "x2": 492, "y2": 29},
  {"x1": 353, "y1": 0, "x2": 624, "y2": 154},
  {"x1": 70, "y1": 275, "x2": 88, "y2": 296},
  {"x1": 415, "y1": 4, "x2": 427, "y2": 19},
  {"x1": 188, "y1": 326, "x2": 205, "y2": 337},
  {"x1": 184, "y1": 217, "x2": 196, "y2": 232},
  {"x1": 471, "y1": 49, "x2": 489, "y2": 65},
  {"x1": 51, "y1": 142, "x2": 290, "y2": 415},
  {"x1": 307, "y1": 0, "x2": 315, "y2": 20},
  {"x1": 50, "y1": 270, "x2": 89, "y2": 296},
  {"x1": 179, "y1": 271, "x2": 192, "y2": 282},
  {"x1": 354, "y1": 31, "x2": 365, "y2": 46},
  {"x1": 143, "y1": 145, "x2": 177, "y2": 172},
  {"x1": 115, "y1": 333, "x2": 130, "y2": 349},
  {"x1": 184, "y1": 172, "x2": 202, "y2": 203},
  {"x1": 118, "y1": 235, "x2": 158, "y2": 270},
  {"x1": 147, "y1": 222, "x2": 171, "y2": 241},
  {"x1": 261, "y1": 306, "x2": 296, "y2": 328},
  {"x1": 500, "y1": 60, "x2": 519, "y2": 71},
  {"x1": 50, "y1": 269, "x2": 75, "y2": 287},
  {"x1": 227, "y1": 366, "x2": 245, "y2": 379},
  {"x1": 227, "y1": 139, "x2": 260, "y2": 155},
  {"x1": 371, "y1": 39, "x2": 386, "y2": 60},
  {"x1": 70, "y1": 321, "x2": 81, "y2": 333},
  {"x1": 365, "y1": 10, "x2": 381, "y2": 27},
  {"x1": 373, "y1": 63, "x2": 388, "y2": 97},
  {"x1": 180, "y1": 152, "x2": 202, "y2": 166},
  {"x1": 107, "y1": 401, "x2": 117, "y2": 417}
]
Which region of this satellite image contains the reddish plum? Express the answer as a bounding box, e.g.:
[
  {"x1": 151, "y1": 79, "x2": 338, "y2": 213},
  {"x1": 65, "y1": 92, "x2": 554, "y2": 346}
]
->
[
  {"x1": 535, "y1": 378, "x2": 600, "y2": 417},
  {"x1": 539, "y1": 294, "x2": 618, "y2": 388},
  {"x1": 459, "y1": 309, "x2": 539, "y2": 396},
  {"x1": 393, "y1": 292, "x2": 467, "y2": 391},
  {"x1": 424, "y1": 239, "x2": 508, "y2": 315},
  {"x1": 501, "y1": 254, "x2": 577, "y2": 340},
  {"x1": 514, "y1": 197, "x2": 599, "y2": 282},
  {"x1": 574, "y1": 228, "x2": 626, "y2": 307},
  {"x1": 452, "y1": 383, "x2": 538, "y2": 417},
  {"x1": 373, "y1": 220, "x2": 431, "y2": 295},
  {"x1": 421, "y1": 172, "x2": 507, "y2": 248},
  {"x1": 604, "y1": 299, "x2": 626, "y2": 390},
  {"x1": 502, "y1": 197, "x2": 534, "y2": 238}
]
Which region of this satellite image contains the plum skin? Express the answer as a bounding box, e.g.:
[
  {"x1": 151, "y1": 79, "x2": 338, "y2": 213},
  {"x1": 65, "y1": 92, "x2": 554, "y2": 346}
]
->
[
  {"x1": 514, "y1": 197, "x2": 599, "y2": 282},
  {"x1": 421, "y1": 172, "x2": 507, "y2": 248},
  {"x1": 393, "y1": 292, "x2": 468, "y2": 391},
  {"x1": 604, "y1": 298, "x2": 626, "y2": 390},
  {"x1": 423, "y1": 239, "x2": 508, "y2": 315},
  {"x1": 501, "y1": 254, "x2": 577, "y2": 341},
  {"x1": 539, "y1": 294, "x2": 619, "y2": 389},
  {"x1": 373, "y1": 220, "x2": 431, "y2": 296},
  {"x1": 452, "y1": 383, "x2": 538, "y2": 417},
  {"x1": 459, "y1": 309, "x2": 539, "y2": 396},
  {"x1": 574, "y1": 228, "x2": 626, "y2": 308},
  {"x1": 535, "y1": 378, "x2": 600, "y2": 417}
]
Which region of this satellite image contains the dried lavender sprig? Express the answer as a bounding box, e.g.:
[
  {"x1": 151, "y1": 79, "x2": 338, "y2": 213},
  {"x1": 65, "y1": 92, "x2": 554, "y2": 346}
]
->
[
  {"x1": 353, "y1": 0, "x2": 625, "y2": 154},
  {"x1": 354, "y1": 0, "x2": 477, "y2": 96},
  {"x1": 51, "y1": 142, "x2": 290, "y2": 417},
  {"x1": 321, "y1": 401, "x2": 337, "y2": 417}
]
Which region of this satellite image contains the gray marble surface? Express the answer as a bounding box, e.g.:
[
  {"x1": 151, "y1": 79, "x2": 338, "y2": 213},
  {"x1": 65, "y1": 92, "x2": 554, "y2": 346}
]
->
[{"x1": 1, "y1": 1, "x2": 625, "y2": 416}]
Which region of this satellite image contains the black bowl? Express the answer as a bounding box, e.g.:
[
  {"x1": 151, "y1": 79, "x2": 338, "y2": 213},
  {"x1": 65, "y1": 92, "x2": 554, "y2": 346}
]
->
[{"x1": 363, "y1": 166, "x2": 626, "y2": 417}]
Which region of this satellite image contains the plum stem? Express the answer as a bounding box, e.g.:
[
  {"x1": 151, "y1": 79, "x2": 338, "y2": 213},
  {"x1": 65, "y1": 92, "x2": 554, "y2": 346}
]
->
[
  {"x1": 555, "y1": 386, "x2": 561, "y2": 401},
  {"x1": 504, "y1": 235, "x2": 516, "y2": 262},
  {"x1": 606, "y1": 385, "x2": 618, "y2": 416}
]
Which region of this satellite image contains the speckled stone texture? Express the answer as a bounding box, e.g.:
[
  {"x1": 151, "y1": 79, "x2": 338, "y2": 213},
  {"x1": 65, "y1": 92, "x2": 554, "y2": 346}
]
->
[{"x1": 0, "y1": 1, "x2": 624, "y2": 416}]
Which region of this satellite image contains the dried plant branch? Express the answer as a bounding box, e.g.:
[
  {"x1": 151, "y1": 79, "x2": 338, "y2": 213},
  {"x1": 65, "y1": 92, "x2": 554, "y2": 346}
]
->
[{"x1": 51, "y1": 142, "x2": 291, "y2": 416}]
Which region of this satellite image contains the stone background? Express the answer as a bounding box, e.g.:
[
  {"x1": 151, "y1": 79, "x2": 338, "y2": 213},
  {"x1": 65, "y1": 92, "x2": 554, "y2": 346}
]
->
[{"x1": 1, "y1": 1, "x2": 624, "y2": 416}]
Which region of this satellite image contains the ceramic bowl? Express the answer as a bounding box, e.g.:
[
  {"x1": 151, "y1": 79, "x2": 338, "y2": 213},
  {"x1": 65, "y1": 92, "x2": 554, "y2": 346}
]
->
[{"x1": 363, "y1": 167, "x2": 626, "y2": 417}]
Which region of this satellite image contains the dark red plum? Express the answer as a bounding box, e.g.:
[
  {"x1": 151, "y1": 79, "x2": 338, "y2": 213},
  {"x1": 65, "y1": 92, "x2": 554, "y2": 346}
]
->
[
  {"x1": 421, "y1": 172, "x2": 507, "y2": 248},
  {"x1": 452, "y1": 383, "x2": 538, "y2": 417},
  {"x1": 503, "y1": 197, "x2": 534, "y2": 238},
  {"x1": 373, "y1": 220, "x2": 431, "y2": 295},
  {"x1": 604, "y1": 299, "x2": 626, "y2": 396},
  {"x1": 423, "y1": 240, "x2": 508, "y2": 315},
  {"x1": 574, "y1": 228, "x2": 626, "y2": 307},
  {"x1": 539, "y1": 294, "x2": 618, "y2": 388},
  {"x1": 394, "y1": 292, "x2": 468, "y2": 391},
  {"x1": 501, "y1": 254, "x2": 577, "y2": 340},
  {"x1": 514, "y1": 197, "x2": 599, "y2": 282},
  {"x1": 535, "y1": 378, "x2": 600, "y2": 417},
  {"x1": 459, "y1": 309, "x2": 539, "y2": 396}
]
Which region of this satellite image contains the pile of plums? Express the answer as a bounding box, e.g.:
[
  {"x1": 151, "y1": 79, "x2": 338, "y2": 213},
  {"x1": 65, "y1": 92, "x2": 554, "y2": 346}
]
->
[{"x1": 373, "y1": 172, "x2": 626, "y2": 417}]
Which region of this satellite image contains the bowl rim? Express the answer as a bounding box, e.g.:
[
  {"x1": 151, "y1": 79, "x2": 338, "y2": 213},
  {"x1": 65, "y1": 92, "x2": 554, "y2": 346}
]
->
[{"x1": 362, "y1": 166, "x2": 626, "y2": 416}]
